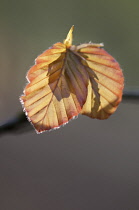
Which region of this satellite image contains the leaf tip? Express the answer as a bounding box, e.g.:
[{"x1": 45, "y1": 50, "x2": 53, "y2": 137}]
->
[{"x1": 63, "y1": 25, "x2": 74, "y2": 48}]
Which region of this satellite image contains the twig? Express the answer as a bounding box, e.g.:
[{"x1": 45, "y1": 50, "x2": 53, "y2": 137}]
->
[
  {"x1": 0, "y1": 113, "x2": 32, "y2": 136},
  {"x1": 0, "y1": 90, "x2": 139, "y2": 136},
  {"x1": 122, "y1": 90, "x2": 139, "y2": 101}
]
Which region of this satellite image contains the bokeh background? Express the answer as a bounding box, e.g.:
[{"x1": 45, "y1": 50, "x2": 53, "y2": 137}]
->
[{"x1": 0, "y1": 0, "x2": 139, "y2": 209}]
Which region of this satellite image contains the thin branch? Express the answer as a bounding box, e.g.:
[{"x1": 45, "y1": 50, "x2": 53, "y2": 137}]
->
[
  {"x1": 122, "y1": 90, "x2": 139, "y2": 101},
  {"x1": 0, "y1": 90, "x2": 139, "y2": 136},
  {"x1": 0, "y1": 113, "x2": 32, "y2": 136}
]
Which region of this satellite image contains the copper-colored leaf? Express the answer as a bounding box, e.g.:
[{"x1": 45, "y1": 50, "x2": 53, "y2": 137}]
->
[
  {"x1": 76, "y1": 43, "x2": 124, "y2": 119},
  {"x1": 20, "y1": 26, "x2": 124, "y2": 133}
]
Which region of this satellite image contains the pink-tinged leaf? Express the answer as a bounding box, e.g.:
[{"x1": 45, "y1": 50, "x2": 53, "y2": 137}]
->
[
  {"x1": 76, "y1": 44, "x2": 124, "y2": 119},
  {"x1": 20, "y1": 26, "x2": 124, "y2": 133}
]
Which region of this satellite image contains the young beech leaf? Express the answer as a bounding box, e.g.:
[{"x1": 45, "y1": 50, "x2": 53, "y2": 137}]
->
[{"x1": 20, "y1": 26, "x2": 124, "y2": 133}]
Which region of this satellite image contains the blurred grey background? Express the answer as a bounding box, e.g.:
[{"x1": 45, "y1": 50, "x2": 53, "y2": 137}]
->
[{"x1": 0, "y1": 0, "x2": 139, "y2": 209}]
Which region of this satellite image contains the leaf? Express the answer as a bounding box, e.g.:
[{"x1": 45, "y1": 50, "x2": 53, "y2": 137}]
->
[
  {"x1": 20, "y1": 26, "x2": 124, "y2": 133},
  {"x1": 76, "y1": 44, "x2": 124, "y2": 119}
]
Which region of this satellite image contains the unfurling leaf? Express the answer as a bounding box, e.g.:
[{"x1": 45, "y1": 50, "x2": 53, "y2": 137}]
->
[{"x1": 20, "y1": 26, "x2": 124, "y2": 133}]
